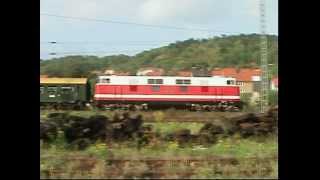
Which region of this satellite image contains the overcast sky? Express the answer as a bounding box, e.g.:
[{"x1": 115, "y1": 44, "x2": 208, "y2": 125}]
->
[{"x1": 40, "y1": 0, "x2": 278, "y2": 60}]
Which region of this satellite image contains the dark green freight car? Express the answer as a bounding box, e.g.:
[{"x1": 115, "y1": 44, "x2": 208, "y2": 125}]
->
[{"x1": 40, "y1": 78, "x2": 89, "y2": 109}]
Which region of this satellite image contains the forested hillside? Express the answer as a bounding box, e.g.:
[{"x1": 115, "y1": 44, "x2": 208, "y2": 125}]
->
[{"x1": 40, "y1": 34, "x2": 278, "y2": 77}]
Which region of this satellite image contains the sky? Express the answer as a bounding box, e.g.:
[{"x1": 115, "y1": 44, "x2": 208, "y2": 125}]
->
[{"x1": 40, "y1": 0, "x2": 278, "y2": 60}]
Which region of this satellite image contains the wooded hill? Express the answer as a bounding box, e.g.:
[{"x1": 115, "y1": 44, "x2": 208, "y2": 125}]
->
[{"x1": 40, "y1": 34, "x2": 278, "y2": 77}]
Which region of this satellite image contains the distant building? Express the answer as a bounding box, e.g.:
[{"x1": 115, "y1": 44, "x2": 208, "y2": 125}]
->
[
  {"x1": 236, "y1": 68, "x2": 261, "y2": 94},
  {"x1": 211, "y1": 67, "x2": 262, "y2": 94},
  {"x1": 136, "y1": 67, "x2": 164, "y2": 76},
  {"x1": 271, "y1": 77, "x2": 278, "y2": 91}
]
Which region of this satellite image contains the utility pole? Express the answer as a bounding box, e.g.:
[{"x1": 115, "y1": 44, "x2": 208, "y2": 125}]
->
[{"x1": 260, "y1": 0, "x2": 269, "y2": 113}]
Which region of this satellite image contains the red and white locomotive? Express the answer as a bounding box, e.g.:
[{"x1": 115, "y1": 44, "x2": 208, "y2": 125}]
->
[{"x1": 94, "y1": 75, "x2": 242, "y2": 111}]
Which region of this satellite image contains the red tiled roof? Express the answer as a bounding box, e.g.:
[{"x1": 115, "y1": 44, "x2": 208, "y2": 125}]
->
[
  {"x1": 211, "y1": 68, "x2": 237, "y2": 77},
  {"x1": 210, "y1": 67, "x2": 262, "y2": 81},
  {"x1": 236, "y1": 68, "x2": 261, "y2": 81}
]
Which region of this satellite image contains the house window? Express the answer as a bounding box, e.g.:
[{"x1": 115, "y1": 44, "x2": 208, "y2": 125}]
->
[
  {"x1": 151, "y1": 85, "x2": 160, "y2": 92},
  {"x1": 130, "y1": 85, "x2": 137, "y2": 92},
  {"x1": 201, "y1": 86, "x2": 209, "y2": 92},
  {"x1": 180, "y1": 86, "x2": 188, "y2": 92},
  {"x1": 40, "y1": 86, "x2": 44, "y2": 94},
  {"x1": 176, "y1": 79, "x2": 191, "y2": 85},
  {"x1": 236, "y1": 81, "x2": 244, "y2": 86},
  {"x1": 148, "y1": 79, "x2": 163, "y2": 84},
  {"x1": 61, "y1": 87, "x2": 74, "y2": 94}
]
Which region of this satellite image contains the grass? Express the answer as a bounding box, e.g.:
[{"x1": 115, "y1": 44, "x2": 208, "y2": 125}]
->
[
  {"x1": 40, "y1": 109, "x2": 277, "y2": 178},
  {"x1": 41, "y1": 136, "x2": 277, "y2": 179}
]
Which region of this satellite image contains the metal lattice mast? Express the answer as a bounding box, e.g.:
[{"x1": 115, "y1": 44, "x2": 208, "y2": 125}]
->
[{"x1": 260, "y1": 0, "x2": 269, "y2": 113}]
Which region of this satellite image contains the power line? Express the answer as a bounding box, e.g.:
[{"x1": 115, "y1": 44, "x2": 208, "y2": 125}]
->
[
  {"x1": 41, "y1": 49, "x2": 148, "y2": 55},
  {"x1": 40, "y1": 40, "x2": 174, "y2": 44},
  {"x1": 40, "y1": 12, "x2": 246, "y2": 34}
]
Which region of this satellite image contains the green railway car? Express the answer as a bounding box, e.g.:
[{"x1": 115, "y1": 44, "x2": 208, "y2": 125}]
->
[{"x1": 40, "y1": 78, "x2": 89, "y2": 109}]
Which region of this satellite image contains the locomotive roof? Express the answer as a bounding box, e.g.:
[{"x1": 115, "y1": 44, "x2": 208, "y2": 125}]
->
[
  {"x1": 96, "y1": 75, "x2": 236, "y2": 86},
  {"x1": 40, "y1": 78, "x2": 87, "y2": 85},
  {"x1": 97, "y1": 75, "x2": 235, "y2": 80}
]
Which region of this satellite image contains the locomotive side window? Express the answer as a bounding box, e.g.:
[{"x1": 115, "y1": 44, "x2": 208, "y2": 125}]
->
[
  {"x1": 180, "y1": 86, "x2": 188, "y2": 92},
  {"x1": 100, "y1": 78, "x2": 110, "y2": 83},
  {"x1": 176, "y1": 79, "x2": 191, "y2": 85},
  {"x1": 151, "y1": 85, "x2": 160, "y2": 92},
  {"x1": 148, "y1": 79, "x2": 163, "y2": 84}
]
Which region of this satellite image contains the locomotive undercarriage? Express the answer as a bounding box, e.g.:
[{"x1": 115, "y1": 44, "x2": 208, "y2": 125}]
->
[{"x1": 95, "y1": 101, "x2": 242, "y2": 112}]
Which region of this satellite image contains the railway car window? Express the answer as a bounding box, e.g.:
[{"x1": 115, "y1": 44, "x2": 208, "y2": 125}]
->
[
  {"x1": 47, "y1": 87, "x2": 57, "y2": 94},
  {"x1": 180, "y1": 86, "x2": 188, "y2": 92},
  {"x1": 151, "y1": 85, "x2": 160, "y2": 91},
  {"x1": 201, "y1": 86, "x2": 209, "y2": 92},
  {"x1": 40, "y1": 87, "x2": 44, "y2": 94},
  {"x1": 130, "y1": 85, "x2": 137, "y2": 92},
  {"x1": 176, "y1": 79, "x2": 191, "y2": 85},
  {"x1": 61, "y1": 87, "x2": 74, "y2": 93}
]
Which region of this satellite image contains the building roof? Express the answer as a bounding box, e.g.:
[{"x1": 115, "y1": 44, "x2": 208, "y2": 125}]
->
[
  {"x1": 210, "y1": 67, "x2": 262, "y2": 82},
  {"x1": 236, "y1": 68, "x2": 261, "y2": 81},
  {"x1": 211, "y1": 68, "x2": 237, "y2": 77},
  {"x1": 40, "y1": 78, "x2": 87, "y2": 85}
]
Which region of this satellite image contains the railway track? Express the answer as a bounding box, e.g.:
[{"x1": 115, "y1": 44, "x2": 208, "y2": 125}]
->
[{"x1": 41, "y1": 156, "x2": 277, "y2": 178}]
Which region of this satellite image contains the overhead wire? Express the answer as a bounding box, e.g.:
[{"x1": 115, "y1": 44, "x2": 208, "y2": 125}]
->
[{"x1": 40, "y1": 12, "x2": 247, "y2": 34}]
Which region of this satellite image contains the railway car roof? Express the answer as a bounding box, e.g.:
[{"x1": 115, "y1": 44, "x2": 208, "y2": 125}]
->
[{"x1": 40, "y1": 78, "x2": 87, "y2": 85}]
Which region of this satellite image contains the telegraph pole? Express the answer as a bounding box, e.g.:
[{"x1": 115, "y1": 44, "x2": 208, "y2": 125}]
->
[{"x1": 260, "y1": 0, "x2": 269, "y2": 113}]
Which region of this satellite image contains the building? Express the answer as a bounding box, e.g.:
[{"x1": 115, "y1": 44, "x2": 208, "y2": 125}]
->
[
  {"x1": 136, "y1": 67, "x2": 164, "y2": 76},
  {"x1": 271, "y1": 77, "x2": 278, "y2": 91},
  {"x1": 211, "y1": 67, "x2": 262, "y2": 94},
  {"x1": 210, "y1": 68, "x2": 237, "y2": 78},
  {"x1": 236, "y1": 68, "x2": 261, "y2": 94}
]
